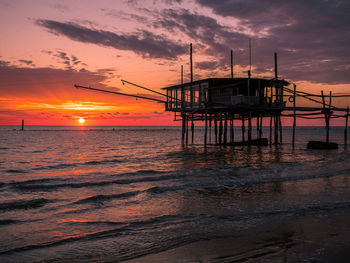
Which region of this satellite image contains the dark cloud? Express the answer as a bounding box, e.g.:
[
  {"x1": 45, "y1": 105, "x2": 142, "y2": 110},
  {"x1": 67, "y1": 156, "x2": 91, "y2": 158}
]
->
[
  {"x1": 42, "y1": 50, "x2": 87, "y2": 69},
  {"x1": 18, "y1": 60, "x2": 35, "y2": 66},
  {"x1": 193, "y1": 0, "x2": 350, "y2": 84},
  {"x1": 36, "y1": 19, "x2": 187, "y2": 59},
  {"x1": 196, "y1": 61, "x2": 220, "y2": 70},
  {"x1": 0, "y1": 63, "x2": 116, "y2": 101}
]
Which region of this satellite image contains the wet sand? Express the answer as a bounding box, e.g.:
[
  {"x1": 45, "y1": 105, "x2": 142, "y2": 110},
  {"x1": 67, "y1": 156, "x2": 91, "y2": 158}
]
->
[{"x1": 125, "y1": 209, "x2": 350, "y2": 263}]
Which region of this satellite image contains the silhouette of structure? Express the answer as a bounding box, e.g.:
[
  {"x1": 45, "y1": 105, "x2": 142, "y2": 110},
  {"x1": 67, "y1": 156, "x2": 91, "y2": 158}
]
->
[{"x1": 75, "y1": 43, "x2": 350, "y2": 148}]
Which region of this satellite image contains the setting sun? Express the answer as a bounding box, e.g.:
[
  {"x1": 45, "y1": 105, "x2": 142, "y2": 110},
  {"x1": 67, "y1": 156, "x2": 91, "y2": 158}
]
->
[{"x1": 78, "y1": 118, "x2": 85, "y2": 124}]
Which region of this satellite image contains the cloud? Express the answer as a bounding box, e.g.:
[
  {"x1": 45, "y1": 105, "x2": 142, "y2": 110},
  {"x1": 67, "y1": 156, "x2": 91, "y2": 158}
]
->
[
  {"x1": 18, "y1": 59, "x2": 35, "y2": 66},
  {"x1": 0, "y1": 63, "x2": 113, "y2": 102},
  {"x1": 193, "y1": 0, "x2": 350, "y2": 84},
  {"x1": 196, "y1": 61, "x2": 220, "y2": 70},
  {"x1": 36, "y1": 19, "x2": 187, "y2": 59}
]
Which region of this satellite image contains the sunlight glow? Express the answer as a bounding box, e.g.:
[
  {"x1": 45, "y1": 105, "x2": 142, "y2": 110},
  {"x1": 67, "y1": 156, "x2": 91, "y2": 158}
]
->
[{"x1": 78, "y1": 117, "x2": 85, "y2": 124}]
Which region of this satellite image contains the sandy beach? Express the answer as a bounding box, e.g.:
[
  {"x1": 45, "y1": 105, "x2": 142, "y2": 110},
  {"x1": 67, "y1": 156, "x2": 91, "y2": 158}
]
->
[{"x1": 126, "y1": 209, "x2": 350, "y2": 263}]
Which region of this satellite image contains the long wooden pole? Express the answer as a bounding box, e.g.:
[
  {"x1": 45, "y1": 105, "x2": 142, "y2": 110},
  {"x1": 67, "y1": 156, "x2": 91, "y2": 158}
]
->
[
  {"x1": 186, "y1": 116, "x2": 189, "y2": 145},
  {"x1": 248, "y1": 113, "x2": 252, "y2": 143},
  {"x1": 242, "y1": 115, "x2": 245, "y2": 143},
  {"x1": 204, "y1": 112, "x2": 208, "y2": 147},
  {"x1": 224, "y1": 114, "x2": 227, "y2": 145},
  {"x1": 219, "y1": 115, "x2": 223, "y2": 144},
  {"x1": 292, "y1": 84, "x2": 296, "y2": 148},
  {"x1": 190, "y1": 43, "x2": 193, "y2": 108},
  {"x1": 269, "y1": 114, "x2": 272, "y2": 146},
  {"x1": 279, "y1": 114, "x2": 282, "y2": 144},
  {"x1": 215, "y1": 115, "x2": 218, "y2": 144},
  {"x1": 74, "y1": 85, "x2": 165, "y2": 103},
  {"x1": 345, "y1": 107, "x2": 349, "y2": 146},
  {"x1": 231, "y1": 49, "x2": 233, "y2": 78},
  {"x1": 230, "y1": 115, "x2": 234, "y2": 143},
  {"x1": 191, "y1": 117, "x2": 194, "y2": 144},
  {"x1": 209, "y1": 115, "x2": 212, "y2": 144}
]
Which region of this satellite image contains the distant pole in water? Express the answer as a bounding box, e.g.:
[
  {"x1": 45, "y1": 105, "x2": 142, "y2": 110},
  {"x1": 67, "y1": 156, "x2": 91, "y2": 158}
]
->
[
  {"x1": 230, "y1": 49, "x2": 233, "y2": 78},
  {"x1": 21, "y1": 120, "x2": 24, "y2": 131}
]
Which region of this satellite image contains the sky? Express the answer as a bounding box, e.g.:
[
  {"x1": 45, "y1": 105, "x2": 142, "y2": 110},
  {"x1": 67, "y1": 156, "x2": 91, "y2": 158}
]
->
[{"x1": 0, "y1": 0, "x2": 349, "y2": 126}]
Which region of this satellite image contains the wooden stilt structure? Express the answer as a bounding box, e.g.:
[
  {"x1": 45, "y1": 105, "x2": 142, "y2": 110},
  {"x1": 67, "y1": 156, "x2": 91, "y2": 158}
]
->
[{"x1": 76, "y1": 44, "x2": 350, "y2": 150}]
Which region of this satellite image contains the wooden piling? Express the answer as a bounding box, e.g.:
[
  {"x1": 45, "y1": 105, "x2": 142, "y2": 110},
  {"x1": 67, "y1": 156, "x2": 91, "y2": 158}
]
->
[
  {"x1": 231, "y1": 50, "x2": 233, "y2": 79},
  {"x1": 21, "y1": 120, "x2": 24, "y2": 131},
  {"x1": 248, "y1": 113, "x2": 252, "y2": 143},
  {"x1": 191, "y1": 117, "x2": 194, "y2": 144},
  {"x1": 321, "y1": 91, "x2": 330, "y2": 144},
  {"x1": 279, "y1": 114, "x2": 282, "y2": 144},
  {"x1": 230, "y1": 115, "x2": 234, "y2": 143},
  {"x1": 181, "y1": 114, "x2": 185, "y2": 145},
  {"x1": 219, "y1": 115, "x2": 223, "y2": 144},
  {"x1": 269, "y1": 115, "x2": 272, "y2": 146},
  {"x1": 242, "y1": 115, "x2": 245, "y2": 143},
  {"x1": 204, "y1": 112, "x2": 208, "y2": 147},
  {"x1": 345, "y1": 107, "x2": 349, "y2": 146},
  {"x1": 292, "y1": 84, "x2": 296, "y2": 147},
  {"x1": 274, "y1": 114, "x2": 279, "y2": 145},
  {"x1": 224, "y1": 113, "x2": 227, "y2": 145},
  {"x1": 259, "y1": 115, "x2": 263, "y2": 139},
  {"x1": 209, "y1": 115, "x2": 212, "y2": 144},
  {"x1": 214, "y1": 115, "x2": 218, "y2": 144},
  {"x1": 186, "y1": 115, "x2": 189, "y2": 145}
]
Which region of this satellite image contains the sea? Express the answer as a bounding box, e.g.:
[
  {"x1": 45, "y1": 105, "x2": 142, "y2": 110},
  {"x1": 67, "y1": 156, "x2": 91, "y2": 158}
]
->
[{"x1": 0, "y1": 125, "x2": 350, "y2": 262}]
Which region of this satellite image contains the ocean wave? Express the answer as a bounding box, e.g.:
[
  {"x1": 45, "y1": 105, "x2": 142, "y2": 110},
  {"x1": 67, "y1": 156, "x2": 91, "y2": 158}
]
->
[
  {"x1": 0, "y1": 198, "x2": 51, "y2": 211},
  {"x1": 75, "y1": 190, "x2": 142, "y2": 204},
  {"x1": 10, "y1": 173, "x2": 183, "y2": 192},
  {"x1": 31, "y1": 158, "x2": 123, "y2": 171},
  {"x1": 0, "y1": 219, "x2": 18, "y2": 225},
  {"x1": 4, "y1": 169, "x2": 27, "y2": 173}
]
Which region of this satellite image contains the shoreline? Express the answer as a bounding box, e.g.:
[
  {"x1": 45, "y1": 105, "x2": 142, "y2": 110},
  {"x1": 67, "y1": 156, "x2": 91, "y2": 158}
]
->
[{"x1": 125, "y1": 209, "x2": 350, "y2": 263}]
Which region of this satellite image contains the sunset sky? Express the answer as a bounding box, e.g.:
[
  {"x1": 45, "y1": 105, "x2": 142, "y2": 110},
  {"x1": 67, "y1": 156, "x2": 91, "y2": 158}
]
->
[{"x1": 1, "y1": 0, "x2": 349, "y2": 126}]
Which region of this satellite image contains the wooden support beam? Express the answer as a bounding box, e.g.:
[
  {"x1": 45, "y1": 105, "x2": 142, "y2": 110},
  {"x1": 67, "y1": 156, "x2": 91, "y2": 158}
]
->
[
  {"x1": 186, "y1": 115, "x2": 189, "y2": 145},
  {"x1": 242, "y1": 115, "x2": 245, "y2": 143},
  {"x1": 292, "y1": 84, "x2": 296, "y2": 148},
  {"x1": 230, "y1": 115, "x2": 234, "y2": 143},
  {"x1": 209, "y1": 114, "x2": 212, "y2": 144},
  {"x1": 224, "y1": 113, "x2": 228, "y2": 145},
  {"x1": 259, "y1": 115, "x2": 263, "y2": 139},
  {"x1": 279, "y1": 114, "x2": 283, "y2": 144},
  {"x1": 219, "y1": 115, "x2": 223, "y2": 144},
  {"x1": 269, "y1": 115, "x2": 272, "y2": 146},
  {"x1": 231, "y1": 49, "x2": 233, "y2": 78},
  {"x1": 274, "y1": 113, "x2": 279, "y2": 145},
  {"x1": 215, "y1": 115, "x2": 218, "y2": 144},
  {"x1": 248, "y1": 113, "x2": 252, "y2": 142},
  {"x1": 181, "y1": 114, "x2": 185, "y2": 146},
  {"x1": 191, "y1": 117, "x2": 194, "y2": 144},
  {"x1": 345, "y1": 107, "x2": 349, "y2": 146},
  {"x1": 204, "y1": 112, "x2": 208, "y2": 147}
]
